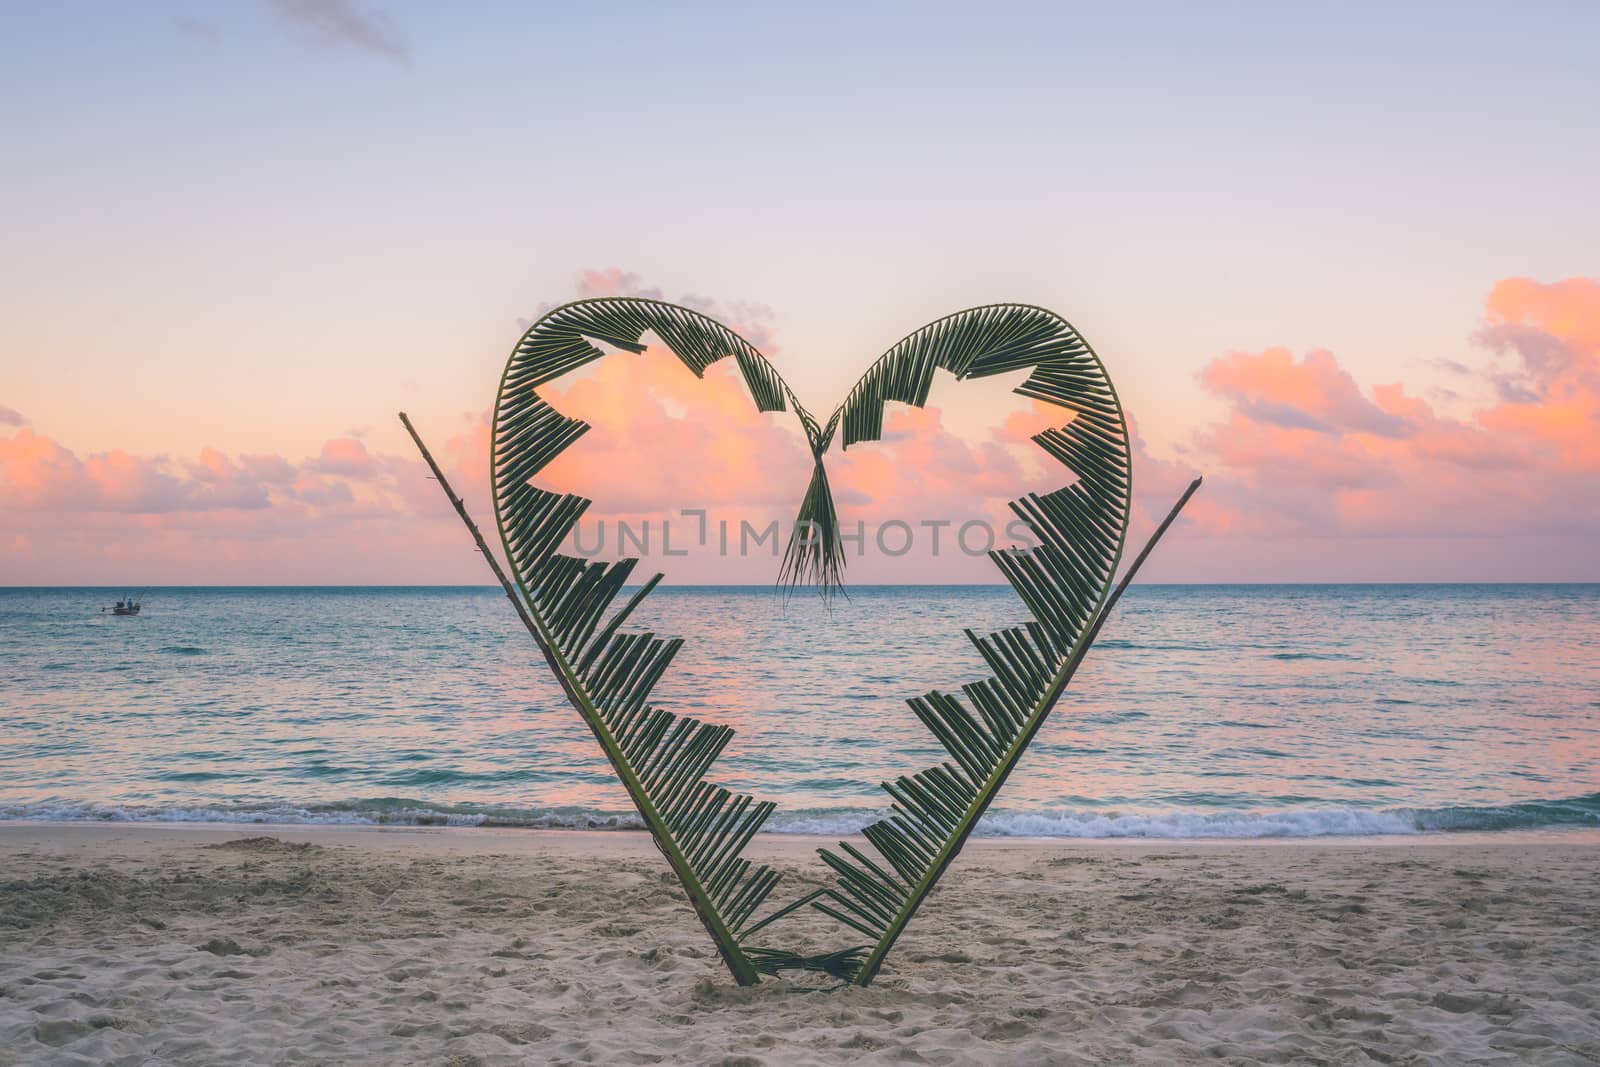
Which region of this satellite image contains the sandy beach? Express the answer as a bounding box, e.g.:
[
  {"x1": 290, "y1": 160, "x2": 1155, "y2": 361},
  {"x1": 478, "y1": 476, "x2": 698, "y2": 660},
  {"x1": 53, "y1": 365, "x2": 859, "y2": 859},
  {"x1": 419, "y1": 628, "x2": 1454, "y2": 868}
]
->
[{"x1": 0, "y1": 826, "x2": 1596, "y2": 1064}]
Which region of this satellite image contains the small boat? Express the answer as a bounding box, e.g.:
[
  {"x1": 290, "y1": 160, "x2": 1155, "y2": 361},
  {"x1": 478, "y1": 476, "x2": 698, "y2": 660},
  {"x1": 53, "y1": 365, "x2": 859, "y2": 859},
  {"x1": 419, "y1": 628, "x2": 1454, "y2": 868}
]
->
[{"x1": 108, "y1": 596, "x2": 142, "y2": 616}]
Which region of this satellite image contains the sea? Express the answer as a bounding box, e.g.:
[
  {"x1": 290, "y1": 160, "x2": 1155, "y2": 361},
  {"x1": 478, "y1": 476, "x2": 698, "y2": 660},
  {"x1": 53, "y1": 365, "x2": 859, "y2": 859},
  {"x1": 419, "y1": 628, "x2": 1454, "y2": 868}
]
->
[{"x1": 2, "y1": 585, "x2": 1597, "y2": 840}]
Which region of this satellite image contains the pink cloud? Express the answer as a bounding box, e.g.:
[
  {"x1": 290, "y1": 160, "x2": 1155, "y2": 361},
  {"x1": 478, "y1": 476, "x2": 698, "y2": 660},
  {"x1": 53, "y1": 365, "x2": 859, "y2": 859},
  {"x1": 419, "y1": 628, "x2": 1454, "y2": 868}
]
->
[
  {"x1": 576, "y1": 268, "x2": 663, "y2": 301},
  {"x1": 1200, "y1": 347, "x2": 1412, "y2": 438},
  {"x1": 1178, "y1": 277, "x2": 1599, "y2": 545},
  {"x1": 830, "y1": 404, "x2": 1041, "y2": 519},
  {"x1": 1477, "y1": 277, "x2": 1600, "y2": 470},
  {"x1": 544, "y1": 267, "x2": 778, "y2": 355},
  {"x1": 315, "y1": 437, "x2": 378, "y2": 478},
  {"x1": 535, "y1": 345, "x2": 812, "y2": 514},
  {"x1": 240, "y1": 453, "x2": 299, "y2": 486},
  {"x1": 0, "y1": 430, "x2": 406, "y2": 517},
  {"x1": 1, "y1": 429, "x2": 85, "y2": 510},
  {"x1": 0, "y1": 422, "x2": 502, "y2": 583}
]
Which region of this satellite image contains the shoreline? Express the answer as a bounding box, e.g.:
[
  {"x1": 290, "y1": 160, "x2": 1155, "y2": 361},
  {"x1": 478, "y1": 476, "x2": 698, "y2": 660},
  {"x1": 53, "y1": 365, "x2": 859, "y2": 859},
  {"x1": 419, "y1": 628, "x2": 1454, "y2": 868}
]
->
[
  {"x1": 5, "y1": 819, "x2": 1600, "y2": 852},
  {"x1": 9, "y1": 789, "x2": 1596, "y2": 843}
]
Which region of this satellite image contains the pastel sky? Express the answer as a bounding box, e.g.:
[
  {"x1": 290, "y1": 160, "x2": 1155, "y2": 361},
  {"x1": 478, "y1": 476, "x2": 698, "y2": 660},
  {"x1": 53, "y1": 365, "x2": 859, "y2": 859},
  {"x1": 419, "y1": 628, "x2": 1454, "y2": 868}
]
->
[{"x1": 2, "y1": 2, "x2": 1597, "y2": 584}]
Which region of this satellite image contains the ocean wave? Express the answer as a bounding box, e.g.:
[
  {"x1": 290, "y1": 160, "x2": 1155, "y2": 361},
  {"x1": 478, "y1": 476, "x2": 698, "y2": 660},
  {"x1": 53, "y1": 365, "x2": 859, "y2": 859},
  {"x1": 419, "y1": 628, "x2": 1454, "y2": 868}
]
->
[
  {"x1": 791, "y1": 796, "x2": 1600, "y2": 837},
  {"x1": 0, "y1": 801, "x2": 643, "y2": 830},
  {"x1": 2, "y1": 794, "x2": 1596, "y2": 838},
  {"x1": 769, "y1": 806, "x2": 1430, "y2": 838}
]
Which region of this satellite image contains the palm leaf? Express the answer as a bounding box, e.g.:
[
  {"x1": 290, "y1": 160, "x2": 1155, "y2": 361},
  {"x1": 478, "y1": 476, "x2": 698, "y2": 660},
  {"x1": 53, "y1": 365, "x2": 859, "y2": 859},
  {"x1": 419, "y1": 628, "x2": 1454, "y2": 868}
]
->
[
  {"x1": 488, "y1": 297, "x2": 827, "y2": 985},
  {"x1": 806, "y1": 304, "x2": 1200, "y2": 984}
]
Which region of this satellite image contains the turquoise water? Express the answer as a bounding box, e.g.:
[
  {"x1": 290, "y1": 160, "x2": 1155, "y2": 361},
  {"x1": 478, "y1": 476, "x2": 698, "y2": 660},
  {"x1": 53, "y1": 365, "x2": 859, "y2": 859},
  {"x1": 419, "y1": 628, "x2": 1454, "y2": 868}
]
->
[{"x1": 2, "y1": 585, "x2": 1597, "y2": 838}]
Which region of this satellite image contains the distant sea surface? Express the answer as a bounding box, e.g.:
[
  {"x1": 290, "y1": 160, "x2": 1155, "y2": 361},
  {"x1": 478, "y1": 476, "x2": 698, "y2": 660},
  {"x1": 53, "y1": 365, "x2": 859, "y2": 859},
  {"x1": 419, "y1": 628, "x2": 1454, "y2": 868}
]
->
[{"x1": 2, "y1": 585, "x2": 1597, "y2": 840}]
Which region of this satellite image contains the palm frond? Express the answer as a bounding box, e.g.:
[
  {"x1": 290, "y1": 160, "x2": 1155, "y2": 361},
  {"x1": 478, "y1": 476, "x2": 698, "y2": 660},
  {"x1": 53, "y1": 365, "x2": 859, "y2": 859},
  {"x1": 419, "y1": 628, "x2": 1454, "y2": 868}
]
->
[
  {"x1": 808, "y1": 304, "x2": 1199, "y2": 984},
  {"x1": 491, "y1": 298, "x2": 823, "y2": 985}
]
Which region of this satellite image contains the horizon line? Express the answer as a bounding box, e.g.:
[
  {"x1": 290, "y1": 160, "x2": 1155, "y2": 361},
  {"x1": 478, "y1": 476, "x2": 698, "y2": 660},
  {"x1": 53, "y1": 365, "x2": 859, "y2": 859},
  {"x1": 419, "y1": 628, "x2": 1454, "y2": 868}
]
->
[{"x1": 4, "y1": 581, "x2": 1599, "y2": 590}]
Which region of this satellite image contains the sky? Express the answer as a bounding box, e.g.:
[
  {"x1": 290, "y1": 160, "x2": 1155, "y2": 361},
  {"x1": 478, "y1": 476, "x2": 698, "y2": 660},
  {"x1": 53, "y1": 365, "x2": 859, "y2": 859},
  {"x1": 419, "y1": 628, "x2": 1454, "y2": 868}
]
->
[{"x1": 2, "y1": 0, "x2": 1597, "y2": 584}]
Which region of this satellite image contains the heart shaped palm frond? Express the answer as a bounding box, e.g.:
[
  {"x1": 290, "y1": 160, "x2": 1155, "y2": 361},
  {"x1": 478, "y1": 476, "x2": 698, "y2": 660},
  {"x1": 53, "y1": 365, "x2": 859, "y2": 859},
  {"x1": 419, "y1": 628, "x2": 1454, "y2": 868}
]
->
[
  {"x1": 807, "y1": 305, "x2": 1195, "y2": 985},
  {"x1": 406, "y1": 297, "x2": 1199, "y2": 987},
  {"x1": 489, "y1": 297, "x2": 826, "y2": 986}
]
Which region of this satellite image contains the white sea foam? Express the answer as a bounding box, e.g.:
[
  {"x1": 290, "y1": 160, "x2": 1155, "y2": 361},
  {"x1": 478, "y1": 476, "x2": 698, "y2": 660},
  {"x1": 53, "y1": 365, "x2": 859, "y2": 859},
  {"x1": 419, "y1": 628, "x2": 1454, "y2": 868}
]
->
[
  {"x1": 0, "y1": 802, "x2": 642, "y2": 830},
  {"x1": 7, "y1": 798, "x2": 1594, "y2": 838},
  {"x1": 974, "y1": 807, "x2": 1423, "y2": 838},
  {"x1": 767, "y1": 806, "x2": 1423, "y2": 838}
]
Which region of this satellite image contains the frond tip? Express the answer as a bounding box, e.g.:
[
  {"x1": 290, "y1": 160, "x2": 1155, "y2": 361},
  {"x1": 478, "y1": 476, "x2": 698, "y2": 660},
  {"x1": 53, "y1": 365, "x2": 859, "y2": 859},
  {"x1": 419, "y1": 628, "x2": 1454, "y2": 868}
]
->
[{"x1": 777, "y1": 459, "x2": 846, "y2": 597}]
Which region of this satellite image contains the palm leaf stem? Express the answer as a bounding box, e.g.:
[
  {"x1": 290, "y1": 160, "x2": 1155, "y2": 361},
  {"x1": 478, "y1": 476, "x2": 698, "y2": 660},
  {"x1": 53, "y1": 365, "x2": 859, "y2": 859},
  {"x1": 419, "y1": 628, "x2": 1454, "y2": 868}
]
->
[{"x1": 399, "y1": 412, "x2": 539, "y2": 636}]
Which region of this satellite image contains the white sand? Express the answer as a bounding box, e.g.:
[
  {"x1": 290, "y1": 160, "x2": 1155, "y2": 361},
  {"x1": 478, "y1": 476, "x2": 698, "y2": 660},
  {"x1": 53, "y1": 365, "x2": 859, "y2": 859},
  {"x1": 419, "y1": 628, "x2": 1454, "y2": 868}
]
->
[{"x1": 2, "y1": 824, "x2": 1598, "y2": 1065}]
